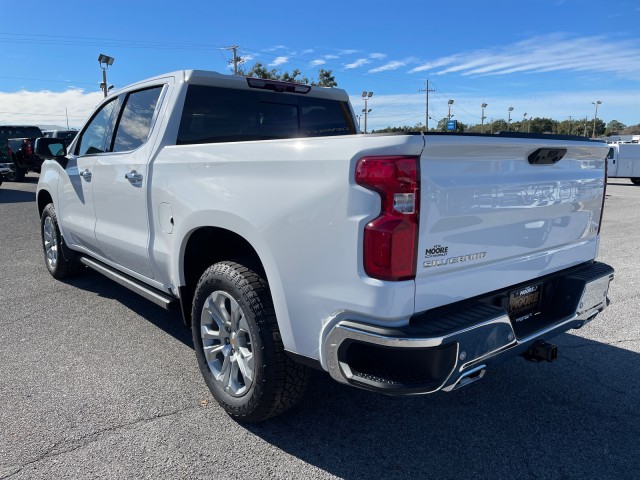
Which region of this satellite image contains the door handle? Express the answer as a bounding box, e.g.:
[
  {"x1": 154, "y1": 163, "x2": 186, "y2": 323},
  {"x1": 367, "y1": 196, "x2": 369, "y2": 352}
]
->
[
  {"x1": 79, "y1": 169, "x2": 92, "y2": 180},
  {"x1": 125, "y1": 170, "x2": 143, "y2": 183}
]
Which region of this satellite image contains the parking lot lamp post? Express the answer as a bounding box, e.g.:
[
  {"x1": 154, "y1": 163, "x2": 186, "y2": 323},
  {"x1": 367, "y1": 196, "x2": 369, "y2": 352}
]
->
[
  {"x1": 592, "y1": 100, "x2": 602, "y2": 138},
  {"x1": 447, "y1": 99, "x2": 454, "y2": 121},
  {"x1": 523, "y1": 113, "x2": 528, "y2": 133},
  {"x1": 507, "y1": 107, "x2": 514, "y2": 131},
  {"x1": 362, "y1": 91, "x2": 373, "y2": 133},
  {"x1": 98, "y1": 54, "x2": 115, "y2": 98},
  {"x1": 481, "y1": 103, "x2": 487, "y2": 133}
]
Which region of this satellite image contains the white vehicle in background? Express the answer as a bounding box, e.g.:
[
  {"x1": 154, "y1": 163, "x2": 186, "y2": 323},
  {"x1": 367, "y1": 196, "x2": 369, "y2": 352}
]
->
[{"x1": 606, "y1": 143, "x2": 640, "y2": 185}]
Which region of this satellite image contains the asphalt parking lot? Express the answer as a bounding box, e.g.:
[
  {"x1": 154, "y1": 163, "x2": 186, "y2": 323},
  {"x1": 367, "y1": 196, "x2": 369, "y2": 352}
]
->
[{"x1": 1, "y1": 176, "x2": 639, "y2": 479}]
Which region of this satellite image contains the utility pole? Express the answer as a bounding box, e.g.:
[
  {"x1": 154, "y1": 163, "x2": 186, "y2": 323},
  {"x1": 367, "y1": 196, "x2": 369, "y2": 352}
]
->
[
  {"x1": 225, "y1": 45, "x2": 240, "y2": 75},
  {"x1": 592, "y1": 100, "x2": 602, "y2": 138},
  {"x1": 568, "y1": 115, "x2": 572, "y2": 135},
  {"x1": 447, "y1": 99, "x2": 454, "y2": 120},
  {"x1": 481, "y1": 103, "x2": 488, "y2": 133},
  {"x1": 419, "y1": 80, "x2": 435, "y2": 131}
]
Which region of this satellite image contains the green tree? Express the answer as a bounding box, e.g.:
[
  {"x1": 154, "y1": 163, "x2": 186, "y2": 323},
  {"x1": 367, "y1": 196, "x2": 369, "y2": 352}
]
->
[
  {"x1": 236, "y1": 62, "x2": 338, "y2": 87},
  {"x1": 621, "y1": 124, "x2": 640, "y2": 135},
  {"x1": 372, "y1": 124, "x2": 423, "y2": 134},
  {"x1": 435, "y1": 117, "x2": 466, "y2": 132},
  {"x1": 488, "y1": 119, "x2": 508, "y2": 133},
  {"x1": 527, "y1": 117, "x2": 557, "y2": 134},
  {"x1": 314, "y1": 69, "x2": 337, "y2": 87},
  {"x1": 246, "y1": 62, "x2": 280, "y2": 80},
  {"x1": 605, "y1": 120, "x2": 626, "y2": 136}
]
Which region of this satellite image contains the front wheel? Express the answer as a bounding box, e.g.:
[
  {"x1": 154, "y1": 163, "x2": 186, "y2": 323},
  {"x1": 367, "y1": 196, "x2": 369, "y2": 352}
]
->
[
  {"x1": 41, "y1": 204, "x2": 83, "y2": 278},
  {"x1": 631, "y1": 177, "x2": 640, "y2": 185},
  {"x1": 192, "y1": 260, "x2": 309, "y2": 422}
]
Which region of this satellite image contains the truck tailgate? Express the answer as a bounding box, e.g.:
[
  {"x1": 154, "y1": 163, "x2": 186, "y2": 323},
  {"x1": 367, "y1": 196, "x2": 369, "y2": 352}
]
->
[{"x1": 414, "y1": 134, "x2": 608, "y2": 313}]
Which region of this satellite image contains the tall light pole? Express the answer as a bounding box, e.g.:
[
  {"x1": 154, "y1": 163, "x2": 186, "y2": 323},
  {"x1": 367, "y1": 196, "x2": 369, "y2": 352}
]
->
[
  {"x1": 507, "y1": 106, "x2": 514, "y2": 131},
  {"x1": 592, "y1": 100, "x2": 602, "y2": 138},
  {"x1": 362, "y1": 91, "x2": 373, "y2": 133},
  {"x1": 523, "y1": 113, "x2": 528, "y2": 133},
  {"x1": 481, "y1": 103, "x2": 488, "y2": 133},
  {"x1": 447, "y1": 99, "x2": 454, "y2": 121},
  {"x1": 98, "y1": 53, "x2": 115, "y2": 97}
]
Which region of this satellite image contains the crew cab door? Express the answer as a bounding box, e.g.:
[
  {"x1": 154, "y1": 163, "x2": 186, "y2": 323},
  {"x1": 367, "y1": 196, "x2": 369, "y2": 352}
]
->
[
  {"x1": 92, "y1": 85, "x2": 166, "y2": 278},
  {"x1": 58, "y1": 98, "x2": 119, "y2": 253}
]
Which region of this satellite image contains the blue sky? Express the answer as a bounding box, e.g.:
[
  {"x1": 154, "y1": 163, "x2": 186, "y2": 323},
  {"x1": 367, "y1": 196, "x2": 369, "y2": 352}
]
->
[{"x1": 1, "y1": 0, "x2": 640, "y2": 131}]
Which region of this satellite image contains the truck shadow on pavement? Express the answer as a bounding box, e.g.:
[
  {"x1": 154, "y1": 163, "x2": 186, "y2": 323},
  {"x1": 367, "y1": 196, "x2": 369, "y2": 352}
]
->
[
  {"x1": 0, "y1": 186, "x2": 36, "y2": 203},
  {"x1": 63, "y1": 270, "x2": 192, "y2": 348},
  {"x1": 245, "y1": 333, "x2": 639, "y2": 479},
  {"x1": 62, "y1": 271, "x2": 638, "y2": 479}
]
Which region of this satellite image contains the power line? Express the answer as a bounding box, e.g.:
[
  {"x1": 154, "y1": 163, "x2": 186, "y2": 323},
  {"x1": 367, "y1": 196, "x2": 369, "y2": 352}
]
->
[
  {"x1": 0, "y1": 76, "x2": 95, "y2": 86},
  {"x1": 0, "y1": 110, "x2": 88, "y2": 118}
]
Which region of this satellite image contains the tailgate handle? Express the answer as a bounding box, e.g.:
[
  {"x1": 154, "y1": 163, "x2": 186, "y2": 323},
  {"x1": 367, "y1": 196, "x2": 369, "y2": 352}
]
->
[{"x1": 528, "y1": 148, "x2": 566, "y2": 165}]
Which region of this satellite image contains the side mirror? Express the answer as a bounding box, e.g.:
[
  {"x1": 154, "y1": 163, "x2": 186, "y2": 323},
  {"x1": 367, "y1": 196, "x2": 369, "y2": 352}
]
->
[{"x1": 34, "y1": 137, "x2": 68, "y2": 166}]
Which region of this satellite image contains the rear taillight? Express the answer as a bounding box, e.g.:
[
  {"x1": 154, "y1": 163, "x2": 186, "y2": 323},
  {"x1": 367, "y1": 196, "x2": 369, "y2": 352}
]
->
[
  {"x1": 24, "y1": 140, "x2": 32, "y2": 156},
  {"x1": 355, "y1": 155, "x2": 420, "y2": 281}
]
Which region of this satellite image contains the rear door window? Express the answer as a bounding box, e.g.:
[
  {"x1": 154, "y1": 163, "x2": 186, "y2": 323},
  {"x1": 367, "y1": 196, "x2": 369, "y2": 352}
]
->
[{"x1": 112, "y1": 86, "x2": 163, "y2": 152}]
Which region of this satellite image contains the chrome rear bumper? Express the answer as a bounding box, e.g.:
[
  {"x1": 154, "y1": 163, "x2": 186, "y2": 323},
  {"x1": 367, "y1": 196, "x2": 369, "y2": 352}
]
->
[{"x1": 324, "y1": 262, "x2": 614, "y2": 394}]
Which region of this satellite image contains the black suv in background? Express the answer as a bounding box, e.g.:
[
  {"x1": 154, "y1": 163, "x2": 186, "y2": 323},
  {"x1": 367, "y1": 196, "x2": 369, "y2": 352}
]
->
[{"x1": 1, "y1": 125, "x2": 44, "y2": 181}]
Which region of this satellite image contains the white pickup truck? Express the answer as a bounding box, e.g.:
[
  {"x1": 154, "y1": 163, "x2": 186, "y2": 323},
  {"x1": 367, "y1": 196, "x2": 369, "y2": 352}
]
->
[{"x1": 36, "y1": 70, "x2": 614, "y2": 422}]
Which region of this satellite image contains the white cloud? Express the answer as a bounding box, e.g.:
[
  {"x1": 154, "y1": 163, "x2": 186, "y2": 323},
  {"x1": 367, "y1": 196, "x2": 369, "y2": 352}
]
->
[
  {"x1": 369, "y1": 61, "x2": 406, "y2": 73},
  {"x1": 0, "y1": 89, "x2": 102, "y2": 128},
  {"x1": 409, "y1": 55, "x2": 460, "y2": 73},
  {"x1": 345, "y1": 58, "x2": 370, "y2": 69},
  {"x1": 301, "y1": 49, "x2": 314, "y2": 54},
  {"x1": 370, "y1": 53, "x2": 386, "y2": 59},
  {"x1": 339, "y1": 49, "x2": 358, "y2": 55},
  {"x1": 309, "y1": 59, "x2": 326, "y2": 67},
  {"x1": 324, "y1": 54, "x2": 338, "y2": 59},
  {"x1": 409, "y1": 34, "x2": 640, "y2": 80},
  {"x1": 269, "y1": 56, "x2": 289, "y2": 67}
]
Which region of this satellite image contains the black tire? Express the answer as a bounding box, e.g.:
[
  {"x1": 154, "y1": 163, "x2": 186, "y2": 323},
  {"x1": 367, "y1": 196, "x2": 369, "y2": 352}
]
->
[
  {"x1": 5, "y1": 167, "x2": 16, "y2": 182},
  {"x1": 13, "y1": 165, "x2": 26, "y2": 182},
  {"x1": 40, "y1": 204, "x2": 83, "y2": 279},
  {"x1": 192, "y1": 260, "x2": 309, "y2": 422},
  {"x1": 631, "y1": 178, "x2": 640, "y2": 185}
]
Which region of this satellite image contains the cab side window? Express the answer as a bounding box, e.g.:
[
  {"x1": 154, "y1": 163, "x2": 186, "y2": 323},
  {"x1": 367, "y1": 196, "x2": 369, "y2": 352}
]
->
[
  {"x1": 607, "y1": 148, "x2": 615, "y2": 159},
  {"x1": 76, "y1": 99, "x2": 118, "y2": 156},
  {"x1": 112, "y1": 86, "x2": 163, "y2": 152}
]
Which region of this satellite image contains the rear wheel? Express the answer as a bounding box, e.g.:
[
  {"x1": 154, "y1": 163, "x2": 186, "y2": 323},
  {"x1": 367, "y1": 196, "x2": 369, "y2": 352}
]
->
[
  {"x1": 192, "y1": 260, "x2": 309, "y2": 422},
  {"x1": 631, "y1": 178, "x2": 640, "y2": 185},
  {"x1": 41, "y1": 204, "x2": 83, "y2": 278}
]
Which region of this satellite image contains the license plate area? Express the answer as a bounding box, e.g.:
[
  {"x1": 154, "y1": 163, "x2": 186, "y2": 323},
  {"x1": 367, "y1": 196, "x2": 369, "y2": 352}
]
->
[{"x1": 508, "y1": 282, "x2": 543, "y2": 323}]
